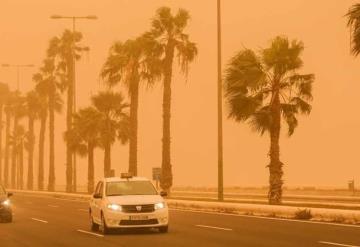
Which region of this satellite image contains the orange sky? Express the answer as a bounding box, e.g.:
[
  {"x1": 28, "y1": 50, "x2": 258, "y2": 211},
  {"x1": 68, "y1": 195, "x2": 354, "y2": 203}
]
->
[{"x1": 1, "y1": 0, "x2": 359, "y2": 188}]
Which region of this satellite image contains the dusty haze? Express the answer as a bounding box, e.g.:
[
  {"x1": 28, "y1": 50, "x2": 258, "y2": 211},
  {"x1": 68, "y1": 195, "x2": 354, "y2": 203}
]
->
[{"x1": 0, "y1": 0, "x2": 359, "y2": 188}]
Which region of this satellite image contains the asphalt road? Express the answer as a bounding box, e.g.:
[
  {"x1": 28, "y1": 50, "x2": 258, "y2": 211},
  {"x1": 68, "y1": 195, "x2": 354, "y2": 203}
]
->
[{"x1": 1, "y1": 194, "x2": 360, "y2": 247}]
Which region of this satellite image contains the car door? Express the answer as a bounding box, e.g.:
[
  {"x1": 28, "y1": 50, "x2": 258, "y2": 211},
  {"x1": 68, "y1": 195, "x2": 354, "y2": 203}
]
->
[{"x1": 91, "y1": 182, "x2": 102, "y2": 222}]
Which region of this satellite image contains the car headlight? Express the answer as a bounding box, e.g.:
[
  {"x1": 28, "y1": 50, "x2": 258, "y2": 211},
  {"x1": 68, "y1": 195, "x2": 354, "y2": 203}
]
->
[
  {"x1": 107, "y1": 204, "x2": 122, "y2": 211},
  {"x1": 154, "y1": 202, "x2": 165, "y2": 210},
  {"x1": 1, "y1": 199, "x2": 10, "y2": 207}
]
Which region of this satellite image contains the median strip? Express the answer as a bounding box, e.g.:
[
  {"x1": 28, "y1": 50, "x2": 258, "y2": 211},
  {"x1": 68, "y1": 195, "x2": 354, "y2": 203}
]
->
[
  {"x1": 31, "y1": 218, "x2": 48, "y2": 223},
  {"x1": 196, "y1": 224, "x2": 233, "y2": 231},
  {"x1": 77, "y1": 229, "x2": 104, "y2": 238},
  {"x1": 319, "y1": 241, "x2": 360, "y2": 247}
]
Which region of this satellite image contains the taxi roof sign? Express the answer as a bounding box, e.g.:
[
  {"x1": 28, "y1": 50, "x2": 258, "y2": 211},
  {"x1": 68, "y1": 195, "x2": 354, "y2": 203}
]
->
[{"x1": 121, "y1": 173, "x2": 133, "y2": 179}]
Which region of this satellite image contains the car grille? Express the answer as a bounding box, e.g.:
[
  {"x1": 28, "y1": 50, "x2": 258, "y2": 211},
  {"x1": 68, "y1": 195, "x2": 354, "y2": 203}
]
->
[
  {"x1": 120, "y1": 219, "x2": 159, "y2": 225},
  {"x1": 121, "y1": 204, "x2": 155, "y2": 213}
]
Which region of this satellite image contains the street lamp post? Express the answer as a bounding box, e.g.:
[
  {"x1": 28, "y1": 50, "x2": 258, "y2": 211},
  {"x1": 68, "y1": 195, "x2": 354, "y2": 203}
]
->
[
  {"x1": 1, "y1": 64, "x2": 34, "y2": 91},
  {"x1": 217, "y1": 0, "x2": 224, "y2": 201},
  {"x1": 50, "y1": 15, "x2": 97, "y2": 192}
]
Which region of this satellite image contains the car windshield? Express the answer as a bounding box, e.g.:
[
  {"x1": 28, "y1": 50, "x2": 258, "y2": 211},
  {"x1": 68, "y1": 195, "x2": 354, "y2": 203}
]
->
[{"x1": 106, "y1": 181, "x2": 157, "y2": 196}]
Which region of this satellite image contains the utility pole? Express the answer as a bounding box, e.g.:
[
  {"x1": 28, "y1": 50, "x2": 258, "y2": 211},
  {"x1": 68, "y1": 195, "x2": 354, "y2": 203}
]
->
[
  {"x1": 217, "y1": 0, "x2": 224, "y2": 201},
  {"x1": 1, "y1": 64, "x2": 34, "y2": 91}
]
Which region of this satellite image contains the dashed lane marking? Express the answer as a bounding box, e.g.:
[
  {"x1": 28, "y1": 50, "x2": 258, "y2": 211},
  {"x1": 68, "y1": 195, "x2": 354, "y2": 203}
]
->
[
  {"x1": 77, "y1": 229, "x2": 104, "y2": 238},
  {"x1": 195, "y1": 224, "x2": 233, "y2": 231}
]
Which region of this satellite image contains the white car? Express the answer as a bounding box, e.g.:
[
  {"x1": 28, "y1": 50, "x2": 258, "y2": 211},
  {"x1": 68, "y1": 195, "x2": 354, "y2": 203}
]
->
[{"x1": 89, "y1": 174, "x2": 169, "y2": 234}]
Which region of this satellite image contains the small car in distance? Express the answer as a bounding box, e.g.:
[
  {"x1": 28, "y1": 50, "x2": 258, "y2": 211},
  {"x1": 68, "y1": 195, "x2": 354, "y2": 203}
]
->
[
  {"x1": 0, "y1": 184, "x2": 13, "y2": 223},
  {"x1": 89, "y1": 174, "x2": 169, "y2": 234}
]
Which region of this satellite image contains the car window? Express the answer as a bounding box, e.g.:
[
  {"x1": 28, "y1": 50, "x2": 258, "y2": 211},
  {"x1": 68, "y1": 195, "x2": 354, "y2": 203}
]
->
[
  {"x1": 106, "y1": 181, "x2": 157, "y2": 196},
  {"x1": 94, "y1": 182, "x2": 101, "y2": 194},
  {"x1": 99, "y1": 182, "x2": 104, "y2": 197}
]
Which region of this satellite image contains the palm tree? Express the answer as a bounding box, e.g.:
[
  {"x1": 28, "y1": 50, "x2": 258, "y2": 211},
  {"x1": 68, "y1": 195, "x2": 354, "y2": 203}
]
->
[
  {"x1": 346, "y1": 3, "x2": 360, "y2": 56},
  {"x1": 101, "y1": 37, "x2": 161, "y2": 176},
  {"x1": 47, "y1": 30, "x2": 88, "y2": 192},
  {"x1": 0, "y1": 83, "x2": 9, "y2": 182},
  {"x1": 3, "y1": 92, "x2": 15, "y2": 187},
  {"x1": 25, "y1": 90, "x2": 41, "y2": 190},
  {"x1": 69, "y1": 107, "x2": 101, "y2": 193},
  {"x1": 10, "y1": 125, "x2": 26, "y2": 189},
  {"x1": 91, "y1": 91, "x2": 129, "y2": 177},
  {"x1": 37, "y1": 98, "x2": 47, "y2": 191},
  {"x1": 10, "y1": 92, "x2": 25, "y2": 188},
  {"x1": 34, "y1": 58, "x2": 63, "y2": 191},
  {"x1": 146, "y1": 7, "x2": 198, "y2": 193},
  {"x1": 224, "y1": 36, "x2": 314, "y2": 204}
]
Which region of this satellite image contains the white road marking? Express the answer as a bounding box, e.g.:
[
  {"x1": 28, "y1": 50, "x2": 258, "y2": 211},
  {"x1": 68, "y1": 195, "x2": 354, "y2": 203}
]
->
[
  {"x1": 78, "y1": 209, "x2": 88, "y2": 212},
  {"x1": 195, "y1": 224, "x2": 233, "y2": 231},
  {"x1": 31, "y1": 218, "x2": 48, "y2": 223},
  {"x1": 171, "y1": 209, "x2": 360, "y2": 229},
  {"x1": 77, "y1": 229, "x2": 104, "y2": 238},
  {"x1": 48, "y1": 204, "x2": 59, "y2": 208},
  {"x1": 319, "y1": 241, "x2": 360, "y2": 247}
]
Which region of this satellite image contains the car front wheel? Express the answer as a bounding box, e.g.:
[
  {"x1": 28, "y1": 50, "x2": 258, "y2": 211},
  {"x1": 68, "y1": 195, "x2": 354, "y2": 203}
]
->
[{"x1": 99, "y1": 213, "x2": 110, "y2": 235}]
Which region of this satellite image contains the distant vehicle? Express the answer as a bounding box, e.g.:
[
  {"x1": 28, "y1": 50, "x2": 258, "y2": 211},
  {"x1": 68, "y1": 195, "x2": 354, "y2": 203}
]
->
[
  {"x1": 0, "y1": 185, "x2": 13, "y2": 223},
  {"x1": 89, "y1": 174, "x2": 169, "y2": 234}
]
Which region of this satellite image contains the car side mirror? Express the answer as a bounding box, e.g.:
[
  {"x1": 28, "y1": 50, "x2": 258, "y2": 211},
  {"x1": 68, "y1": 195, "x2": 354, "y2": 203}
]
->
[
  {"x1": 93, "y1": 193, "x2": 102, "y2": 199},
  {"x1": 160, "y1": 191, "x2": 167, "y2": 197},
  {"x1": 7, "y1": 192, "x2": 13, "y2": 197}
]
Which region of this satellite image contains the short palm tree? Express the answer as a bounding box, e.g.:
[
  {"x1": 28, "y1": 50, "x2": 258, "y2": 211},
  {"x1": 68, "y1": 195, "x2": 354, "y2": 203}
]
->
[
  {"x1": 101, "y1": 37, "x2": 161, "y2": 176},
  {"x1": 3, "y1": 91, "x2": 15, "y2": 187},
  {"x1": 146, "y1": 7, "x2": 198, "y2": 193},
  {"x1": 48, "y1": 30, "x2": 88, "y2": 192},
  {"x1": 10, "y1": 125, "x2": 26, "y2": 189},
  {"x1": 10, "y1": 92, "x2": 26, "y2": 188},
  {"x1": 70, "y1": 107, "x2": 102, "y2": 193},
  {"x1": 0, "y1": 82, "x2": 9, "y2": 182},
  {"x1": 346, "y1": 3, "x2": 360, "y2": 56},
  {"x1": 91, "y1": 91, "x2": 129, "y2": 177},
  {"x1": 224, "y1": 36, "x2": 314, "y2": 204},
  {"x1": 25, "y1": 90, "x2": 42, "y2": 190}
]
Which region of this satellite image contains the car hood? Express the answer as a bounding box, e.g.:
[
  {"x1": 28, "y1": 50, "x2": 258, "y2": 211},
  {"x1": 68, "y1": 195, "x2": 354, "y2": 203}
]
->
[{"x1": 105, "y1": 195, "x2": 164, "y2": 205}]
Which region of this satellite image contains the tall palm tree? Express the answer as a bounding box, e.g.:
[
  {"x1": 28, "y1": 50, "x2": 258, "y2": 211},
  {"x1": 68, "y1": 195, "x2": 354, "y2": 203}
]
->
[
  {"x1": 0, "y1": 83, "x2": 9, "y2": 182},
  {"x1": 34, "y1": 58, "x2": 63, "y2": 191},
  {"x1": 69, "y1": 107, "x2": 101, "y2": 193},
  {"x1": 346, "y1": 3, "x2": 360, "y2": 56},
  {"x1": 101, "y1": 37, "x2": 161, "y2": 176},
  {"x1": 37, "y1": 98, "x2": 47, "y2": 191},
  {"x1": 224, "y1": 36, "x2": 314, "y2": 204},
  {"x1": 91, "y1": 91, "x2": 129, "y2": 177},
  {"x1": 25, "y1": 90, "x2": 39, "y2": 190},
  {"x1": 47, "y1": 30, "x2": 88, "y2": 192},
  {"x1": 146, "y1": 7, "x2": 198, "y2": 193}
]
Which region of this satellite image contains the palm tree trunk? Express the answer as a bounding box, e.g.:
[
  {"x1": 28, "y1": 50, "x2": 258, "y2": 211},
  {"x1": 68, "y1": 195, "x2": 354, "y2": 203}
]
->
[
  {"x1": 4, "y1": 111, "x2": 11, "y2": 187},
  {"x1": 48, "y1": 89, "x2": 55, "y2": 192},
  {"x1": 11, "y1": 116, "x2": 18, "y2": 188},
  {"x1": 66, "y1": 66, "x2": 74, "y2": 192},
  {"x1": 268, "y1": 91, "x2": 283, "y2": 205},
  {"x1": 88, "y1": 142, "x2": 95, "y2": 193},
  {"x1": 0, "y1": 104, "x2": 3, "y2": 182},
  {"x1": 38, "y1": 114, "x2": 47, "y2": 191},
  {"x1": 104, "y1": 141, "x2": 111, "y2": 178},
  {"x1": 160, "y1": 43, "x2": 175, "y2": 193},
  {"x1": 27, "y1": 117, "x2": 35, "y2": 190},
  {"x1": 128, "y1": 76, "x2": 139, "y2": 176},
  {"x1": 18, "y1": 141, "x2": 24, "y2": 189}
]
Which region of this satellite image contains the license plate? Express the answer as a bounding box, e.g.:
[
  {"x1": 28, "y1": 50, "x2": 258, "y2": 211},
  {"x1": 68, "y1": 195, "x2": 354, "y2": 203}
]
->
[{"x1": 129, "y1": 215, "x2": 149, "y2": 221}]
